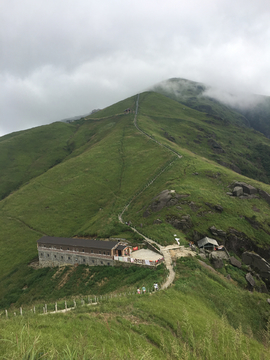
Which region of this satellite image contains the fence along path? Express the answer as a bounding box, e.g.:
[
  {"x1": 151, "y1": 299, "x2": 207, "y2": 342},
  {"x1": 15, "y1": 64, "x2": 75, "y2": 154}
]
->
[
  {"x1": 118, "y1": 94, "x2": 183, "y2": 290},
  {"x1": 3, "y1": 289, "x2": 157, "y2": 318}
]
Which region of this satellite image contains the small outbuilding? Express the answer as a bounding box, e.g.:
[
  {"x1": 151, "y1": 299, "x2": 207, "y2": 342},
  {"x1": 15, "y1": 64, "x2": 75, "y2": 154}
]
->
[{"x1": 197, "y1": 237, "x2": 219, "y2": 250}]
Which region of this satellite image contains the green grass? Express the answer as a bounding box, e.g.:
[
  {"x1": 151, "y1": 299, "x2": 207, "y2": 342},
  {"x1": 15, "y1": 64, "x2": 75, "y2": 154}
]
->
[
  {"x1": 0, "y1": 257, "x2": 269, "y2": 359},
  {"x1": 0, "y1": 263, "x2": 167, "y2": 309},
  {"x1": 124, "y1": 145, "x2": 270, "y2": 249},
  {"x1": 2, "y1": 87, "x2": 270, "y2": 359},
  {"x1": 138, "y1": 91, "x2": 270, "y2": 184}
]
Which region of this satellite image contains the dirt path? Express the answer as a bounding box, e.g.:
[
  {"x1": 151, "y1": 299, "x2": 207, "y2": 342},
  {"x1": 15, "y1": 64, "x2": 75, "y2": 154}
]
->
[{"x1": 117, "y1": 94, "x2": 186, "y2": 289}]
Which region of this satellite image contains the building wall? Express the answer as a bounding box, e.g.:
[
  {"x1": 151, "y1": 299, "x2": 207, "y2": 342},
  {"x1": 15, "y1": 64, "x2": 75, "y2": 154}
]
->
[
  {"x1": 39, "y1": 244, "x2": 113, "y2": 256},
  {"x1": 38, "y1": 249, "x2": 114, "y2": 268}
]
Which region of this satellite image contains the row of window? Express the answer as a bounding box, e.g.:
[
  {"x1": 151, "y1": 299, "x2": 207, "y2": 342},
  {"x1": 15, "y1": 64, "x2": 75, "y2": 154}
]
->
[
  {"x1": 40, "y1": 246, "x2": 110, "y2": 256},
  {"x1": 39, "y1": 253, "x2": 111, "y2": 266}
]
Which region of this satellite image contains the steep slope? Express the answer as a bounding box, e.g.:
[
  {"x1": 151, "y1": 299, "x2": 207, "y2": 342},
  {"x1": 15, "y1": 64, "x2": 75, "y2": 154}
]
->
[
  {"x1": 147, "y1": 86, "x2": 270, "y2": 184},
  {"x1": 0, "y1": 98, "x2": 174, "y2": 305},
  {"x1": 2, "y1": 83, "x2": 270, "y2": 358},
  {"x1": 1, "y1": 257, "x2": 270, "y2": 359},
  {"x1": 1, "y1": 88, "x2": 270, "y2": 312},
  {"x1": 0, "y1": 122, "x2": 78, "y2": 200},
  {"x1": 152, "y1": 77, "x2": 270, "y2": 138}
]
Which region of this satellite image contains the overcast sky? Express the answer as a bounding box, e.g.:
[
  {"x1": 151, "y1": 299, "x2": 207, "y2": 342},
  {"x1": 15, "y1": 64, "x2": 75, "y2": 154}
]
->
[{"x1": 1, "y1": 0, "x2": 270, "y2": 137}]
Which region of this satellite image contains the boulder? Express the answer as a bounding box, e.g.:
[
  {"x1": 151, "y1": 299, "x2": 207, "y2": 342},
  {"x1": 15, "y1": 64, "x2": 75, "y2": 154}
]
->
[
  {"x1": 242, "y1": 184, "x2": 257, "y2": 195},
  {"x1": 215, "y1": 205, "x2": 223, "y2": 212},
  {"x1": 209, "y1": 226, "x2": 218, "y2": 236},
  {"x1": 166, "y1": 215, "x2": 193, "y2": 232},
  {"x1": 242, "y1": 252, "x2": 270, "y2": 279},
  {"x1": 209, "y1": 226, "x2": 226, "y2": 237},
  {"x1": 233, "y1": 186, "x2": 243, "y2": 197},
  {"x1": 233, "y1": 181, "x2": 257, "y2": 195},
  {"x1": 217, "y1": 229, "x2": 226, "y2": 237},
  {"x1": 149, "y1": 190, "x2": 190, "y2": 213},
  {"x1": 212, "y1": 258, "x2": 224, "y2": 269},
  {"x1": 259, "y1": 189, "x2": 270, "y2": 206},
  {"x1": 230, "y1": 256, "x2": 241, "y2": 268},
  {"x1": 205, "y1": 203, "x2": 223, "y2": 213},
  {"x1": 246, "y1": 273, "x2": 255, "y2": 287}
]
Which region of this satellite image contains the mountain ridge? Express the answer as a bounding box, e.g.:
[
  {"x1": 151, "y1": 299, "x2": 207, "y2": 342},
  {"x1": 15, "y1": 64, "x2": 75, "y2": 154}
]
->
[{"x1": 2, "y1": 80, "x2": 270, "y2": 357}]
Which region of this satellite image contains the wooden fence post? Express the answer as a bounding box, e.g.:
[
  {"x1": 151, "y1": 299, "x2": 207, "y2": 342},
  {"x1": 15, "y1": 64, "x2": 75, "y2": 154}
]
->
[
  {"x1": 5, "y1": 310, "x2": 8, "y2": 318},
  {"x1": 65, "y1": 300, "x2": 67, "y2": 310},
  {"x1": 33, "y1": 306, "x2": 36, "y2": 314},
  {"x1": 55, "y1": 302, "x2": 57, "y2": 312},
  {"x1": 20, "y1": 307, "x2": 22, "y2": 316}
]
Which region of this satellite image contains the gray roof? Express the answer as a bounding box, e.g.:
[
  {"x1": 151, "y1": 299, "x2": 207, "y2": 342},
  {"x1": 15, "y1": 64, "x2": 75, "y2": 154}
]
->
[
  {"x1": 115, "y1": 244, "x2": 129, "y2": 250},
  {"x1": 37, "y1": 236, "x2": 120, "y2": 250},
  {"x1": 198, "y1": 237, "x2": 219, "y2": 248}
]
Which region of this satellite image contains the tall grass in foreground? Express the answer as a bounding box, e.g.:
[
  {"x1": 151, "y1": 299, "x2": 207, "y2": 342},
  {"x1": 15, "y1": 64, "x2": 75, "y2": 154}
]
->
[{"x1": 0, "y1": 302, "x2": 269, "y2": 359}]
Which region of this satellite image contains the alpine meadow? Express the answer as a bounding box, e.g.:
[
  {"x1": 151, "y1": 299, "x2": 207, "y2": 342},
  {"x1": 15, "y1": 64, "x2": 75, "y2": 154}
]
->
[{"x1": 2, "y1": 78, "x2": 270, "y2": 359}]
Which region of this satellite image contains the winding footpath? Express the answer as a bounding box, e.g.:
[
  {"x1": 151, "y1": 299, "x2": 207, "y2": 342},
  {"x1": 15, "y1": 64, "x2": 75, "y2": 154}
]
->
[{"x1": 118, "y1": 94, "x2": 183, "y2": 290}]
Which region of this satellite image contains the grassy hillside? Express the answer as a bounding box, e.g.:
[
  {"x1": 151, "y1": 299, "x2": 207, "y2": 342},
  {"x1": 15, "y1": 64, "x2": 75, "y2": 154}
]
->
[
  {"x1": 2, "y1": 90, "x2": 270, "y2": 304},
  {"x1": 1, "y1": 86, "x2": 270, "y2": 357},
  {"x1": 151, "y1": 78, "x2": 250, "y2": 127},
  {"x1": 139, "y1": 91, "x2": 270, "y2": 184},
  {"x1": 0, "y1": 95, "x2": 174, "y2": 306},
  {"x1": 1, "y1": 257, "x2": 270, "y2": 359},
  {"x1": 120, "y1": 92, "x2": 270, "y2": 249},
  {"x1": 0, "y1": 122, "x2": 79, "y2": 200},
  {"x1": 152, "y1": 77, "x2": 270, "y2": 139}
]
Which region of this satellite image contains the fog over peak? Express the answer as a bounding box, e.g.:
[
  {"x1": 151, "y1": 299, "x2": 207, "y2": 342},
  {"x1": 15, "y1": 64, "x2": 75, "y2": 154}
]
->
[
  {"x1": 1, "y1": 0, "x2": 270, "y2": 137},
  {"x1": 202, "y1": 87, "x2": 265, "y2": 110},
  {"x1": 151, "y1": 77, "x2": 268, "y2": 111}
]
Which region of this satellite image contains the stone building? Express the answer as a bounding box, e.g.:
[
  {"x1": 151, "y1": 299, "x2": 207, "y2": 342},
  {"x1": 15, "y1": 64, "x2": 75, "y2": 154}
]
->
[{"x1": 37, "y1": 236, "x2": 131, "y2": 268}]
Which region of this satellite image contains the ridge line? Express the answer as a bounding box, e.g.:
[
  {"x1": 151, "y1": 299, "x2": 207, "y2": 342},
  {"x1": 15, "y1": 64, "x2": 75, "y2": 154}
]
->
[{"x1": 118, "y1": 94, "x2": 184, "y2": 289}]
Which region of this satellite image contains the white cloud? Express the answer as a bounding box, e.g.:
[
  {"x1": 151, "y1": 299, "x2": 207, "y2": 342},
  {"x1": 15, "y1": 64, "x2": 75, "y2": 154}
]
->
[{"x1": 1, "y1": 0, "x2": 270, "y2": 136}]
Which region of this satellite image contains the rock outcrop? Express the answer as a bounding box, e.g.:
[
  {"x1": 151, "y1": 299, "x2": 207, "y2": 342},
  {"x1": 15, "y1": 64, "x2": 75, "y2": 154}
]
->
[
  {"x1": 205, "y1": 203, "x2": 223, "y2": 213},
  {"x1": 209, "y1": 226, "x2": 226, "y2": 238},
  {"x1": 145, "y1": 190, "x2": 190, "y2": 216},
  {"x1": 258, "y1": 189, "x2": 270, "y2": 205},
  {"x1": 246, "y1": 273, "x2": 255, "y2": 287},
  {"x1": 242, "y1": 252, "x2": 270, "y2": 279},
  {"x1": 233, "y1": 186, "x2": 243, "y2": 197},
  {"x1": 166, "y1": 214, "x2": 193, "y2": 232},
  {"x1": 228, "y1": 181, "x2": 257, "y2": 198},
  {"x1": 208, "y1": 139, "x2": 225, "y2": 153},
  {"x1": 212, "y1": 258, "x2": 224, "y2": 269},
  {"x1": 230, "y1": 256, "x2": 241, "y2": 268}
]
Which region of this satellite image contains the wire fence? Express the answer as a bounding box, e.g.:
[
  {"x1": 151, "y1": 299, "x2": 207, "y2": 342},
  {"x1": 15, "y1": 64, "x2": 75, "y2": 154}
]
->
[{"x1": 1, "y1": 287, "x2": 159, "y2": 319}]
